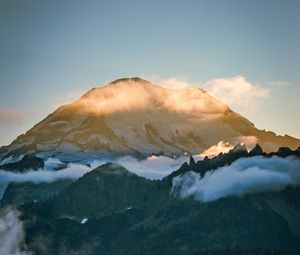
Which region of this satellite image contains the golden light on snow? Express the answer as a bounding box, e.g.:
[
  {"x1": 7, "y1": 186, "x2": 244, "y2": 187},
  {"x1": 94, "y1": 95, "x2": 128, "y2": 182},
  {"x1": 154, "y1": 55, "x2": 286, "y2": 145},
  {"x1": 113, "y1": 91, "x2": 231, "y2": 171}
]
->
[
  {"x1": 199, "y1": 141, "x2": 234, "y2": 158},
  {"x1": 66, "y1": 79, "x2": 228, "y2": 117}
]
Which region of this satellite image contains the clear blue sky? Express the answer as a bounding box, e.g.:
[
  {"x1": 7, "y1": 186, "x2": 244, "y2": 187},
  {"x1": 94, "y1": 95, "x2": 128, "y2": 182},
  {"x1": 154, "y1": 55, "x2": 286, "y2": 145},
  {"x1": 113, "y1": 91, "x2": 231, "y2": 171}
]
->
[{"x1": 0, "y1": 0, "x2": 299, "y2": 145}]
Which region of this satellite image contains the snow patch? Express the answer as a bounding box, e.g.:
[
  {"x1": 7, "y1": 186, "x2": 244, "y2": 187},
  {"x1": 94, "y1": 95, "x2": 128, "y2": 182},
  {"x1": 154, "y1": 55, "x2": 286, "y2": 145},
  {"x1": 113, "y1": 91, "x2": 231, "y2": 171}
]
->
[{"x1": 81, "y1": 218, "x2": 88, "y2": 224}]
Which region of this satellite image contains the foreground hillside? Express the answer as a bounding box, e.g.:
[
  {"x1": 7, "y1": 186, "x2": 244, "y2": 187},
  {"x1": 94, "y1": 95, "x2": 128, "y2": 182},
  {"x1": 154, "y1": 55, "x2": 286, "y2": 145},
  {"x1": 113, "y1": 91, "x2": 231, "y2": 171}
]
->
[{"x1": 1, "y1": 145, "x2": 300, "y2": 255}]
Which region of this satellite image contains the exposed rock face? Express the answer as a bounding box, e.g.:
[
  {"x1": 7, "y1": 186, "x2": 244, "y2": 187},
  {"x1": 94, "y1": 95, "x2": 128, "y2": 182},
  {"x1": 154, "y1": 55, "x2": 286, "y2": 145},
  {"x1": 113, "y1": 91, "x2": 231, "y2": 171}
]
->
[
  {"x1": 249, "y1": 144, "x2": 264, "y2": 156},
  {"x1": 0, "y1": 154, "x2": 44, "y2": 172}
]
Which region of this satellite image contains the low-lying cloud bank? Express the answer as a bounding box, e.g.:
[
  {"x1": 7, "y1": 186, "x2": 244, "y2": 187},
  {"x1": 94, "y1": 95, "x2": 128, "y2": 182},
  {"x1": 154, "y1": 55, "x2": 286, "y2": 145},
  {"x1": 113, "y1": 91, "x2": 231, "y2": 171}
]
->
[
  {"x1": 171, "y1": 156, "x2": 300, "y2": 203},
  {"x1": 0, "y1": 163, "x2": 91, "y2": 184},
  {"x1": 0, "y1": 154, "x2": 189, "y2": 188},
  {"x1": 0, "y1": 154, "x2": 189, "y2": 198},
  {"x1": 0, "y1": 139, "x2": 253, "y2": 186},
  {"x1": 0, "y1": 162, "x2": 93, "y2": 198},
  {"x1": 0, "y1": 208, "x2": 31, "y2": 255},
  {"x1": 113, "y1": 155, "x2": 188, "y2": 179}
]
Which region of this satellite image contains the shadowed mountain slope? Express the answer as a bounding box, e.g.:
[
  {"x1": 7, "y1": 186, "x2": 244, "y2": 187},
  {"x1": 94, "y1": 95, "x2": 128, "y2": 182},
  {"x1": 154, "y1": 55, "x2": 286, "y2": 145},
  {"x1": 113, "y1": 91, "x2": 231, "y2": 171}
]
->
[{"x1": 14, "y1": 151, "x2": 300, "y2": 255}]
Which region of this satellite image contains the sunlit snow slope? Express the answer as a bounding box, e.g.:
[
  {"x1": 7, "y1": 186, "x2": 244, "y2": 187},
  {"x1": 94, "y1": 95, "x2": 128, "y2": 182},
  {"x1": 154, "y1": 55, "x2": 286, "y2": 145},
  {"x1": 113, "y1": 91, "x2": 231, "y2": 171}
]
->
[{"x1": 0, "y1": 77, "x2": 299, "y2": 160}]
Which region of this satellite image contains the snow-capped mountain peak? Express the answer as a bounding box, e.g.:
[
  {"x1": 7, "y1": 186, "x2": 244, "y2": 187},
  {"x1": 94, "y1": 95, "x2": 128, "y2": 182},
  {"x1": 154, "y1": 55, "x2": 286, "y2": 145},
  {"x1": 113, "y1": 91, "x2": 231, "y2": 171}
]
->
[{"x1": 0, "y1": 77, "x2": 299, "y2": 161}]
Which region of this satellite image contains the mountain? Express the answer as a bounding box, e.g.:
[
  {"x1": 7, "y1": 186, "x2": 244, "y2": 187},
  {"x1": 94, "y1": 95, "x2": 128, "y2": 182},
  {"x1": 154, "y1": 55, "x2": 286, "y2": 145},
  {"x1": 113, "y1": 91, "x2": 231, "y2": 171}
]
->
[
  {"x1": 9, "y1": 148, "x2": 300, "y2": 255},
  {"x1": 42, "y1": 163, "x2": 167, "y2": 218},
  {"x1": 0, "y1": 77, "x2": 299, "y2": 161},
  {"x1": 1, "y1": 77, "x2": 299, "y2": 255},
  {"x1": 1, "y1": 179, "x2": 73, "y2": 206},
  {"x1": 0, "y1": 154, "x2": 44, "y2": 172}
]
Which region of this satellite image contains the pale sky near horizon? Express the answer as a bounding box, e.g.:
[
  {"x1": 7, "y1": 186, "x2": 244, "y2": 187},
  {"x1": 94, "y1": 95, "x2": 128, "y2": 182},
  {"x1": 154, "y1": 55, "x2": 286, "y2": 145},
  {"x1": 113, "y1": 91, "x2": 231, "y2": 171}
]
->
[{"x1": 0, "y1": 0, "x2": 299, "y2": 146}]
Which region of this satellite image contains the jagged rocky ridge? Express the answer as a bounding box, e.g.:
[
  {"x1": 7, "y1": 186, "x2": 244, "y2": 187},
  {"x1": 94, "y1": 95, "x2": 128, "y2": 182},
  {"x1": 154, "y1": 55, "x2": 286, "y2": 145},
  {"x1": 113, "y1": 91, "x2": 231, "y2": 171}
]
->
[{"x1": 166, "y1": 144, "x2": 300, "y2": 182}]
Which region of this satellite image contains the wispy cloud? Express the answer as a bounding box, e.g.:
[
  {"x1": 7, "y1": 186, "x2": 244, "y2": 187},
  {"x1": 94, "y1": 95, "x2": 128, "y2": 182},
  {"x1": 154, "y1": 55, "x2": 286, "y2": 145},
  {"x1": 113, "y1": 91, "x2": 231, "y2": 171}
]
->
[
  {"x1": 52, "y1": 75, "x2": 286, "y2": 120},
  {"x1": 203, "y1": 75, "x2": 269, "y2": 114},
  {"x1": 0, "y1": 108, "x2": 23, "y2": 125},
  {"x1": 153, "y1": 75, "x2": 270, "y2": 115},
  {"x1": 0, "y1": 155, "x2": 188, "y2": 188},
  {"x1": 71, "y1": 78, "x2": 228, "y2": 116},
  {"x1": 114, "y1": 155, "x2": 188, "y2": 179},
  {"x1": 157, "y1": 77, "x2": 191, "y2": 89},
  {"x1": 0, "y1": 208, "x2": 31, "y2": 255},
  {"x1": 0, "y1": 162, "x2": 91, "y2": 184}
]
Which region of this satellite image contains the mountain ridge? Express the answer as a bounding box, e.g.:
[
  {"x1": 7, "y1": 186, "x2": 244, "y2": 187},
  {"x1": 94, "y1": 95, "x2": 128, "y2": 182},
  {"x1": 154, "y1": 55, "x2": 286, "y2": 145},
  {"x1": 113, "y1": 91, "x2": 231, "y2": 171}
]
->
[
  {"x1": 1, "y1": 77, "x2": 299, "y2": 161},
  {"x1": 7, "y1": 145, "x2": 300, "y2": 255}
]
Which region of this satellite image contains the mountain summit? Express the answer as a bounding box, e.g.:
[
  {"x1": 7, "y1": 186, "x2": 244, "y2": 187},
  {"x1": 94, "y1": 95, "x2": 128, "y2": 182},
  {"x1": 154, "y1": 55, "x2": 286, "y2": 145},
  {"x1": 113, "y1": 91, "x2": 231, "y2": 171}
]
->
[{"x1": 1, "y1": 77, "x2": 299, "y2": 160}]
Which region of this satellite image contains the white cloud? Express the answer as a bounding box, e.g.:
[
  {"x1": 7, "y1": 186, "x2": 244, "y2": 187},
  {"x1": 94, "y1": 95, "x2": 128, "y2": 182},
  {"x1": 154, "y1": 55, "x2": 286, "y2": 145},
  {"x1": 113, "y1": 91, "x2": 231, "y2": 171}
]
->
[
  {"x1": 0, "y1": 208, "x2": 31, "y2": 255},
  {"x1": 236, "y1": 135, "x2": 258, "y2": 150},
  {"x1": 114, "y1": 155, "x2": 189, "y2": 179},
  {"x1": 157, "y1": 77, "x2": 191, "y2": 89},
  {"x1": 88, "y1": 155, "x2": 189, "y2": 180},
  {"x1": 204, "y1": 75, "x2": 269, "y2": 114},
  {"x1": 0, "y1": 162, "x2": 91, "y2": 184},
  {"x1": 152, "y1": 75, "x2": 269, "y2": 114},
  {"x1": 171, "y1": 156, "x2": 300, "y2": 203},
  {"x1": 72, "y1": 78, "x2": 227, "y2": 117},
  {"x1": 0, "y1": 155, "x2": 189, "y2": 188}
]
